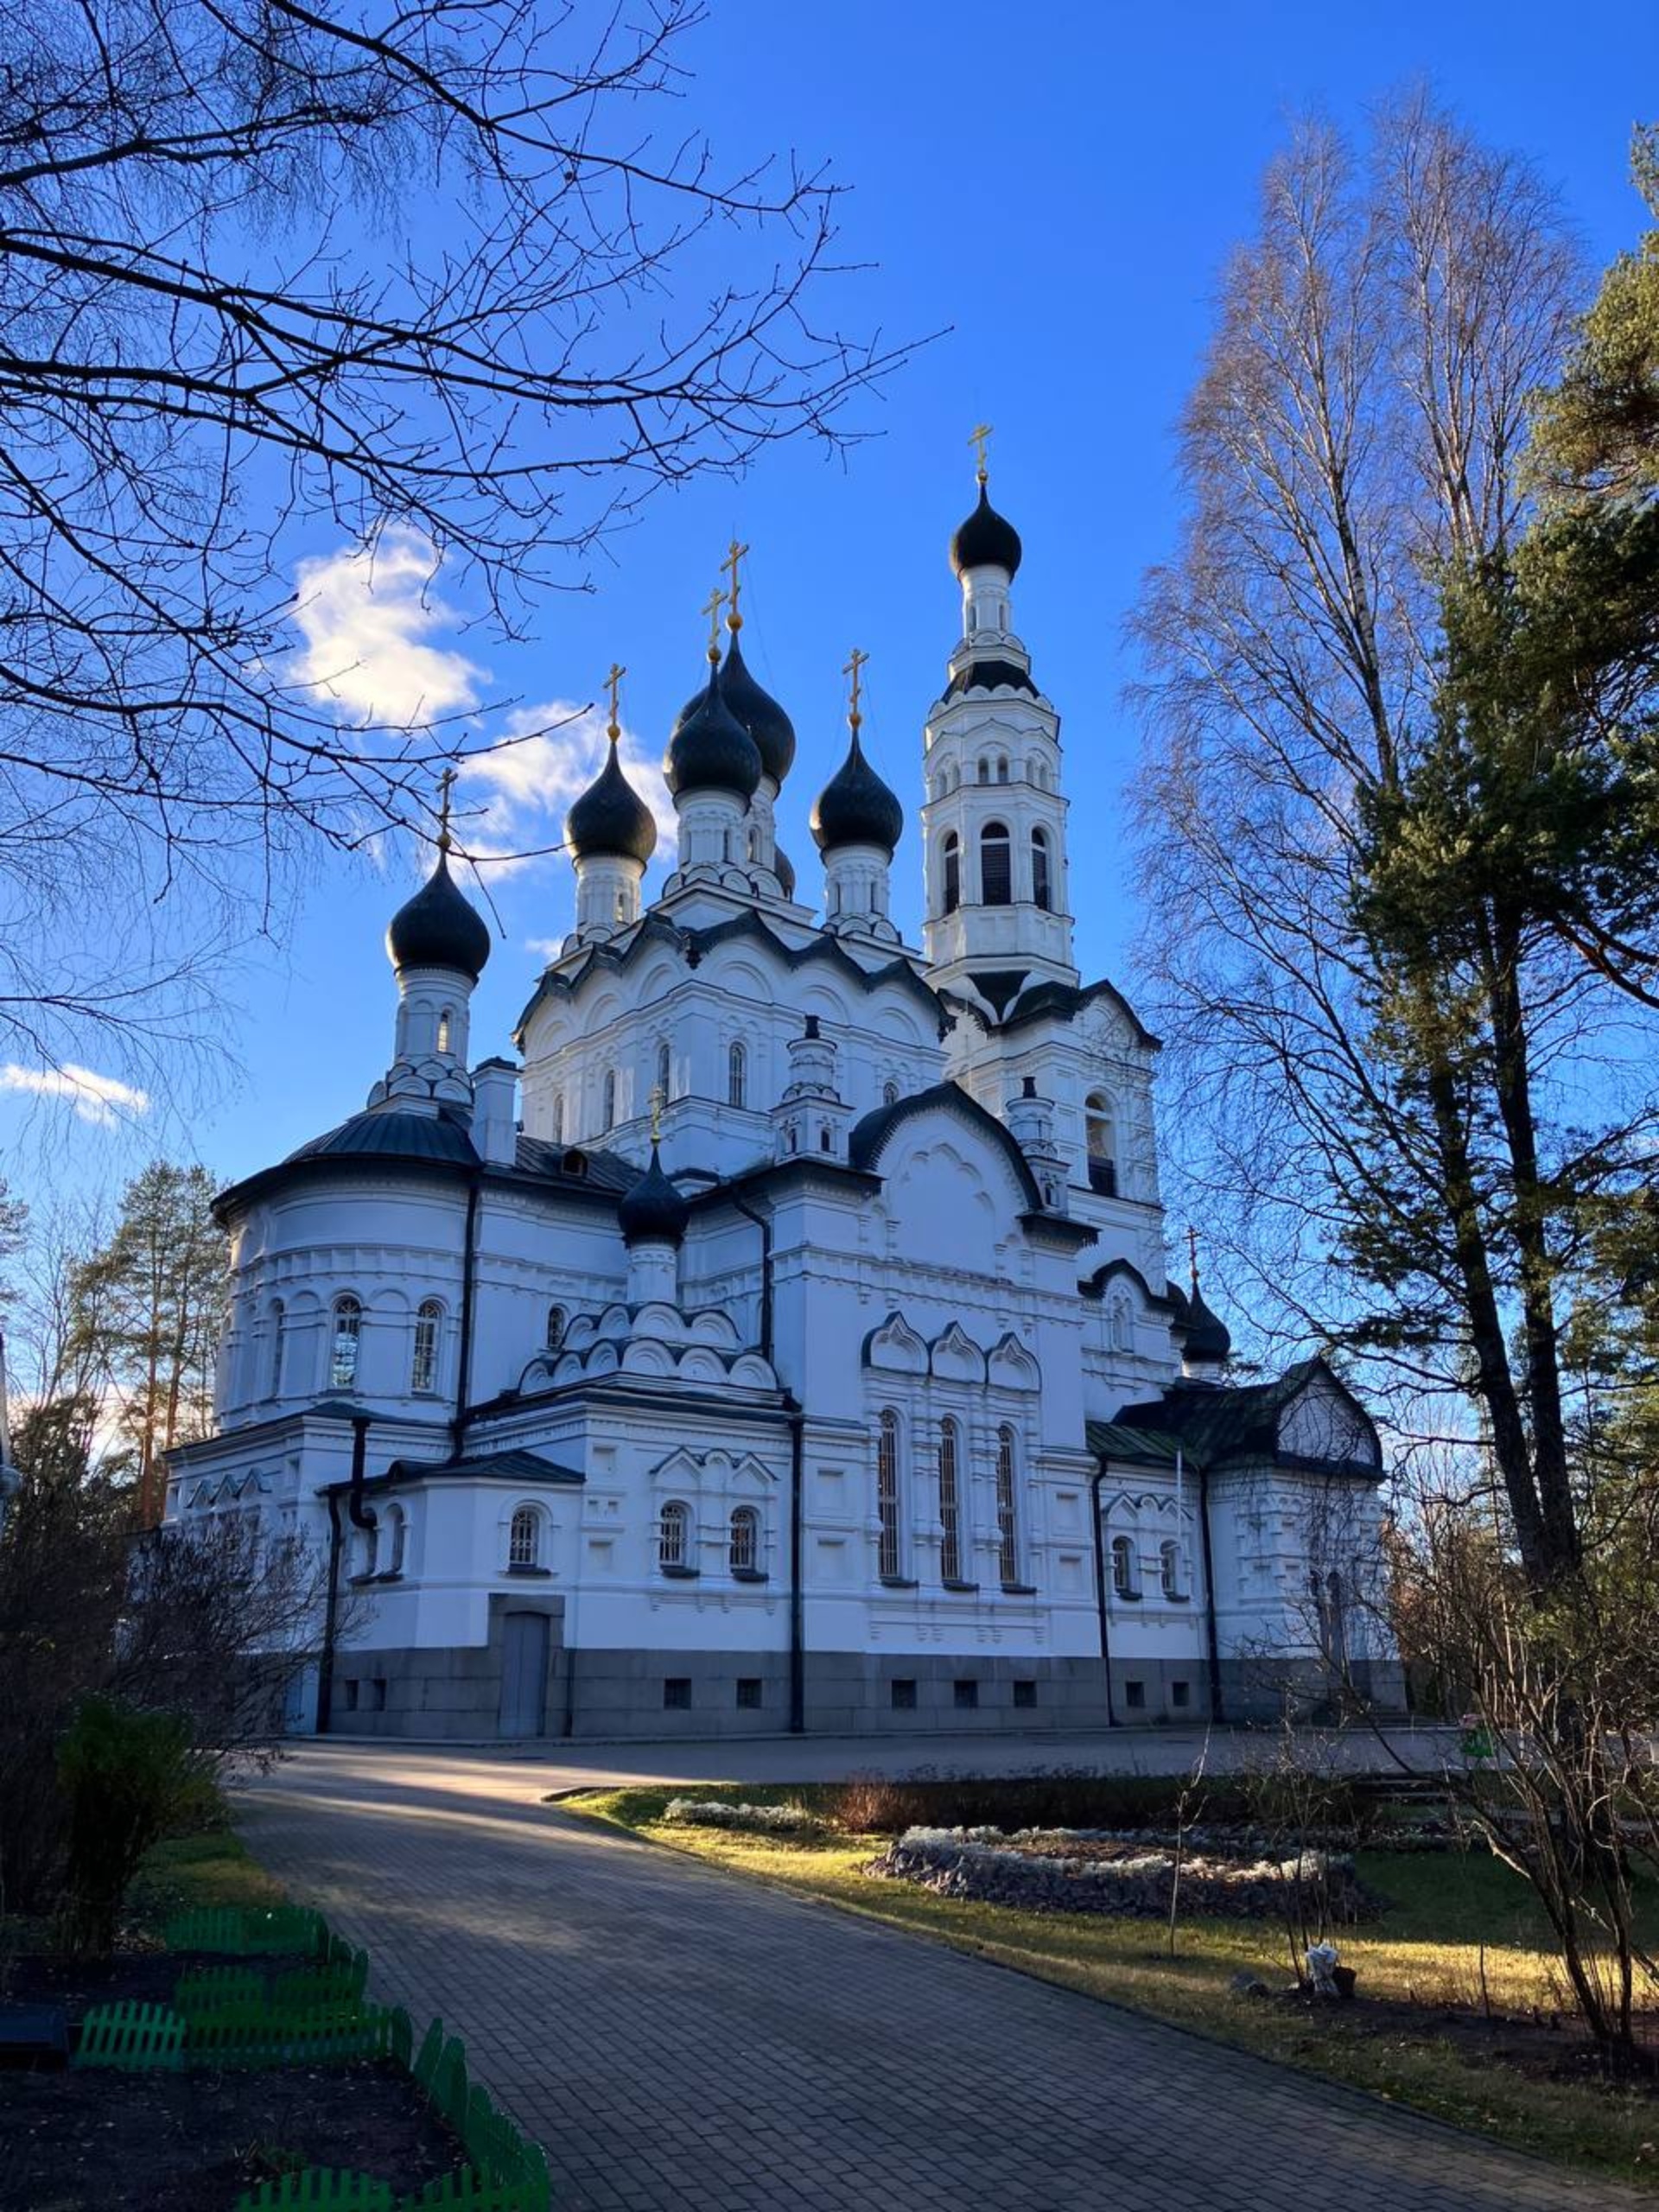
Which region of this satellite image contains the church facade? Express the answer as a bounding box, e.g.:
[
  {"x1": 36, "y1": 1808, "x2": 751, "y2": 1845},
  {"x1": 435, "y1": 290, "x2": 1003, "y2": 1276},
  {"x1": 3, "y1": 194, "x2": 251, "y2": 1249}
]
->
[{"x1": 166, "y1": 470, "x2": 1401, "y2": 1740}]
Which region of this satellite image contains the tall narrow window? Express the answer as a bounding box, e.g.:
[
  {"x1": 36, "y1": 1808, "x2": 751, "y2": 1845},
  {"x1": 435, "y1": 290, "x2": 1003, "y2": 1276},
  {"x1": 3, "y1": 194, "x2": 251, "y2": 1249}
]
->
[
  {"x1": 1031, "y1": 828, "x2": 1052, "y2": 912},
  {"x1": 437, "y1": 1007, "x2": 452, "y2": 1054},
  {"x1": 882, "y1": 1080, "x2": 899, "y2": 1108},
  {"x1": 728, "y1": 1041, "x2": 747, "y2": 1109},
  {"x1": 1111, "y1": 1534, "x2": 1137, "y2": 1598},
  {"x1": 411, "y1": 1299, "x2": 442, "y2": 1394},
  {"x1": 980, "y1": 822, "x2": 1012, "y2": 906},
  {"x1": 1160, "y1": 1538, "x2": 1183, "y2": 1600},
  {"x1": 995, "y1": 754, "x2": 1009, "y2": 784},
  {"x1": 938, "y1": 1418, "x2": 963, "y2": 1583},
  {"x1": 656, "y1": 1039, "x2": 671, "y2": 1107},
  {"x1": 550, "y1": 1092, "x2": 564, "y2": 1144},
  {"x1": 509, "y1": 1505, "x2": 540, "y2": 1569},
  {"x1": 545, "y1": 1304, "x2": 566, "y2": 1353},
  {"x1": 995, "y1": 1425, "x2": 1020, "y2": 1586},
  {"x1": 1086, "y1": 1093, "x2": 1118, "y2": 1198},
  {"x1": 269, "y1": 1300, "x2": 285, "y2": 1397},
  {"x1": 942, "y1": 833, "x2": 961, "y2": 914},
  {"x1": 877, "y1": 1409, "x2": 901, "y2": 1580},
  {"x1": 977, "y1": 757, "x2": 990, "y2": 785},
  {"x1": 601, "y1": 1068, "x2": 616, "y2": 1131},
  {"x1": 658, "y1": 1499, "x2": 691, "y2": 1571},
  {"x1": 385, "y1": 1503, "x2": 408, "y2": 1576},
  {"x1": 729, "y1": 1505, "x2": 760, "y2": 1574},
  {"x1": 330, "y1": 1295, "x2": 361, "y2": 1390}
]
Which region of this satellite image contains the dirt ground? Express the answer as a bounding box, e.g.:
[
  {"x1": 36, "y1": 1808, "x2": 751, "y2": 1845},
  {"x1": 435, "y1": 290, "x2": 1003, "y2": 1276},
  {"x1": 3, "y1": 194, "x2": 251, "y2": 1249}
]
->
[{"x1": 0, "y1": 2058, "x2": 461, "y2": 2212}]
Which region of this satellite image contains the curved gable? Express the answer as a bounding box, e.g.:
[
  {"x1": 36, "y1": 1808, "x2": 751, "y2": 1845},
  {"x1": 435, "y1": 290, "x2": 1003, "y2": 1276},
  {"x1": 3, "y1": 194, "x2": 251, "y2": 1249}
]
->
[{"x1": 849, "y1": 1082, "x2": 1043, "y2": 1213}]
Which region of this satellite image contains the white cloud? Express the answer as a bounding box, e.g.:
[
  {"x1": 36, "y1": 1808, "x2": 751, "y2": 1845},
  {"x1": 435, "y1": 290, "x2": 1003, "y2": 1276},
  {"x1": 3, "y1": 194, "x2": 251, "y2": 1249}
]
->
[
  {"x1": 455, "y1": 702, "x2": 676, "y2": 877},
  {"x1": 290, "y1": 527, "x2": 484, "y2": 727},
  {"x1": 0, "y1": 1063, "x2": 151, "y2": 1128}
]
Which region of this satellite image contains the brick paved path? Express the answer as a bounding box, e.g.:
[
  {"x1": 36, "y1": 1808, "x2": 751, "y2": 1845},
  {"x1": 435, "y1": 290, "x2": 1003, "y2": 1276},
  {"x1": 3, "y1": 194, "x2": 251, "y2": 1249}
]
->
[{"x1": 241, "y1": 1748, "x2": 1644, "y2": 2212}]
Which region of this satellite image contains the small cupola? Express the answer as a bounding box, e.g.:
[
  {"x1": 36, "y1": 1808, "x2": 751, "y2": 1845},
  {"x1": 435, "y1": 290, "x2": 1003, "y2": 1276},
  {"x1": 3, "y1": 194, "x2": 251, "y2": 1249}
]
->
[
  {"x1": 949, "y1": 429, "x2": 1023, "y2": 580},
  {"x1": 618, "y1": 1141, "x2": 690, "y2": 1249},
  {"x1": 718, "y1": 629, "x2": 796, "y2": 788},
  {"x1": 386, "y1": 849, "x2": 491, "y2": 981},
  {"x1": 567, "y1": 726, "x2": 657, "y2": 868},
  {"x1": 664, "y1": 653, "x2": 762, "y2": 804}
]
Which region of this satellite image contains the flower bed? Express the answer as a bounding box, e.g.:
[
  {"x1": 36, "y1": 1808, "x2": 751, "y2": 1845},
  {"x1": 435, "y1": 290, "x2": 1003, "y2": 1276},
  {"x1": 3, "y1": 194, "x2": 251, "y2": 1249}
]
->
[
  {"x1": 864, "y1": 1825, "x2": 1380, "y2": 1922},
  {"x1": 662, "y1": 1799, "x2": 820, "y2": 1835}
]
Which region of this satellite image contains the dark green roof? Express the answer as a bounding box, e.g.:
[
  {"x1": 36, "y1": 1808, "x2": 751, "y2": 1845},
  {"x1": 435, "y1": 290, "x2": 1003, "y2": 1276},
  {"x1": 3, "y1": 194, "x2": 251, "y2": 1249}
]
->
[
  {"x1": 380, "y1": 1448, "x2": 584, "y2": 1486},
  {"x1": 1096, "y1": 1357, "x2": 1381, "y2": 1475}
]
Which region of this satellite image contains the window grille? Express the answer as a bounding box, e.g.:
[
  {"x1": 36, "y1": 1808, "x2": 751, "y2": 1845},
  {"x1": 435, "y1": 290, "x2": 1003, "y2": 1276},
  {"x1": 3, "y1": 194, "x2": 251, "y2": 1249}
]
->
[
  {"x1": 658, "y1": 1499, "x2": 690, "y2": 1571},
  {"x1": 508, "y1": 1506, "x2": 540, "y2": 1569},
  {"x1": 995, "y1": 1426, "x2": 1020, "y2": 1585},
  {"x1": 877, "y1": 1410, "x2": 901, "y2": 1579},
  {"x1": 330, "y1": 1296, "x2": 361, "y2": 1390},
  {"x1": 729, "y1": 1505, "x2": 760, "y2": 1573},
  {"x1": 411, "y1": 1300, "x2": 442, "y2": 1394},
  {"x1": 938, "y1": 1419, "x2": 963, "y2": 1581},
  {"x1": 728, "y1": 1042, "x2": 747, "y2": 1109},
  {"x1": 980, "y1": 822, "x2": 1012, "y2": 906}
]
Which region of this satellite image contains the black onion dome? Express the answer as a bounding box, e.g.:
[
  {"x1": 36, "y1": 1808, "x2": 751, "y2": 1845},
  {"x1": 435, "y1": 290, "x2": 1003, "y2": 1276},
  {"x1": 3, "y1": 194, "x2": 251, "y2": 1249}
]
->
[
  {"x1": 1183, "y1": 1281, "x2": 1232, "y2": 1366},
  {"x1": 566, "y1": 741, "x2": 657, "y2": 867},
  {"x1": 773, "y1": 843, "x2": 797, "y2": 899},
  {"x1": 664, "y1": 664, "x2": 762, "y2": 800},
  {"x1": 810, "y1": 732, "x2": 904, "y2": 857},
  {"x1": 386, "y1": 852, "x2": 491, "y2": 980},
  {"x1": 950, "y1": 485, "x2": 1023, "y2": 579},
  {"x1": 617, "y1": 1141, "x2": 689, "y2": 1249},
  {"x1": 718, "y1": 632, "x2": 797, "y2": 785}
]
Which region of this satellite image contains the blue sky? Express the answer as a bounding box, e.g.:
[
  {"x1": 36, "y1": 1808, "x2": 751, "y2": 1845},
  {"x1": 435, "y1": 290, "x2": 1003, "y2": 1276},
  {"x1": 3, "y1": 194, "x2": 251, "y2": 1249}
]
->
[{"x1": 5, "y1": 0, "x2": 1657, "y2": 1194}]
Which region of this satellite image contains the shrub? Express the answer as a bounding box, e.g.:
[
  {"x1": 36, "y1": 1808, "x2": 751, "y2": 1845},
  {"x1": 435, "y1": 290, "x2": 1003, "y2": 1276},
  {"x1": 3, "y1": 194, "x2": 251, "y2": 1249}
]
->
[
  {"x1": 56, "y1": 1696, "x2": 198, "y2": 1956},
  {"x1": 812, "y1": 1769, "x2": 1376, "y2": 1839}
]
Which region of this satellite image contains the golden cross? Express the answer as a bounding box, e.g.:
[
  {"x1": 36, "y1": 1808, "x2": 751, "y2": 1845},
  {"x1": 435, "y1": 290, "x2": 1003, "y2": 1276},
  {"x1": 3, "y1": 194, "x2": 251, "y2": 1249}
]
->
[
  {"x1": 721, "y1": 538, "x2": 750, "y2": 628},
  {"x1": 843, "y1": 645, "x2": 868, "y2": 729},
  {"x1": 435, "y1": 765, "x2": 457, "y2": 851},
  {"x1": 604, "y1": 662, "x2": 626, "y2": 741},
  {"x1": 969, "y1": 421, "x2": 994, "y2": 484},
  {"x1": 649, "y1": 1084, "x2": 664, "y2": 1143},
  {"x1": 700, "y1": 587, "x2": 726, "y2": 660},
  {"x1": 1187, "y1": 1223, "x2": 1200, "y2": 1292}
]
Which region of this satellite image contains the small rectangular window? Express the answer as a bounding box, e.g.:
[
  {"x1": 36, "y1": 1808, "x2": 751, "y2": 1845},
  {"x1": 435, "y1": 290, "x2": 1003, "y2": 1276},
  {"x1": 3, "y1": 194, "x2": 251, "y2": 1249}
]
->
[
  {"x1": 341, "y1": 1679, "x2": 359, "y2": 1713},
  {"x1": 953, "y1": 1679, "x2": 978, "y2": 1710},
  {"x1": 1013, "y1": 1679, "x2": 1037, "y2": 1709},
  {"x1": 371, "y1": 1679, "x2": 388, "y2": 1713},
  {"x1": 1172, "y1": 1679, "x2": 1192, "y2": 1709},
  {"x1": 891, "y1": 1678, "x2": 918, "y2": 1710},
  {"x1": 735, "y1": 1678, "x2": 762, "y2": 1709},
  {"x1": 1124, "y1": 1679, "x2": 1146, "y2": 1711},
  {"x1": 663, "y1": 1677, "x2": 691, "y2": 1710}
]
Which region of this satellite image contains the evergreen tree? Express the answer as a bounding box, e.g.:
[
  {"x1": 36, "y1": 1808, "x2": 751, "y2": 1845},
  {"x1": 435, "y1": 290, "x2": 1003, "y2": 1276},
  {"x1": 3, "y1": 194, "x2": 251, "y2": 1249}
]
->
[{"x1": 69, "y1": 1166, "x2": 226, "y2": 1523}]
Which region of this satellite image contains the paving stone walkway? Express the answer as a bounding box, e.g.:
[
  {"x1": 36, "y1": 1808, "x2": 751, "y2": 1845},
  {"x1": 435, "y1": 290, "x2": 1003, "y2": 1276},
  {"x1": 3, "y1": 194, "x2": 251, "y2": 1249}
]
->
[{"x1": 241, "y1": 1747, "x2": 1645, "y2": 2212}]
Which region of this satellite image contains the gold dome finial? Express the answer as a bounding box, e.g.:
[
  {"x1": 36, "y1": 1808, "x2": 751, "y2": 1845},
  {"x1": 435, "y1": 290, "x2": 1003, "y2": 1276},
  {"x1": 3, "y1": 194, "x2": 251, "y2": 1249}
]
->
[
  {"x1": 699, "y1": 588, "x2": 725, "y2": 665},
  {"x1": 721, "y1": 538, "x2": 750, "y2": 631},
  {"x1": 843, "y1": 645, "x2": 868, "y2": 733},
  {"x1": 604, "y1": 661, "x2": 626, "y2": 743},
  {"x1": 969, "y1": 421, "x2": 994, "y2": 486}
]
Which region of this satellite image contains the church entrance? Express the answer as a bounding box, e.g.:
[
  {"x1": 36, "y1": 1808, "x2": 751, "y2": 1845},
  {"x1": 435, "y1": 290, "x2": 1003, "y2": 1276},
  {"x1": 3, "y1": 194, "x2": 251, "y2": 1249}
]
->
[{"x1": 498, "y1": 1611, "x2": 550, "y2": 1738}]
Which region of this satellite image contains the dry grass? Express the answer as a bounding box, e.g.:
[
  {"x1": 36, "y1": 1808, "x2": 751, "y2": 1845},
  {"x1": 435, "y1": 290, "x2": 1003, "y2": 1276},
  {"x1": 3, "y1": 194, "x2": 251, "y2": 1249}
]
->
[{"x1": 568, "y1": 1784, "x2": 1659, "y2": 2190}]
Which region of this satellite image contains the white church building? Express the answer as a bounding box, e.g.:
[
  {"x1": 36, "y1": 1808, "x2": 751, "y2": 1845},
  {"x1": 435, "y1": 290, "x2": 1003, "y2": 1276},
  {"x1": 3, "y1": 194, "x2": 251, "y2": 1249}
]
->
[{"x1": 167, "y1": 467, "x2": 1400, "y2": 1740}]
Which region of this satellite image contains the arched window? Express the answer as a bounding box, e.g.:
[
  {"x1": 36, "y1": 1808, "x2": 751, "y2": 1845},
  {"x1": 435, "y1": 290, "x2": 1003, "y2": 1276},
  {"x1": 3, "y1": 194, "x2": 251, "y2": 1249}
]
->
[
  {"x1": 1109, "y1": 1294, "x2": 1133, "y2": 1353},
  {"x1": 938, "y1": 1418, "x2": 963, "y2": 1583},
  {"x1": 1111, "y1": 1534, "x2": 1137, "y2": 1599},
  {"x1": 882, "y1": 1080, "x2": 899, "y2": 1108},
  {"x1": 1031, "y1": 828, "x2": 1052, "y2": 912},
  {"x1": 437, "y1": 1007, "x2": 452, "y2": 1054},
  {"x1": 658, "y1": 1499, "x2": 691, "y2": 1572},
  {"x1": 728, "y1": 1041, "x2": 747, "y2": 1110},
  {"x1": 942, "y1": 833, "x2": 961, "y2": 914},
  {"x1": 995, "y1": 754, "x2": 1009, "y2": 784},
  {"x1": 876, "y1": 1409, "x2": 902, "y2": 1580},
  {"x1": 656, "y1": 1039, "x2": 671, "y2": 1107},
  {"x1": 1085, "y1": 1093, "x2": 1118, "y2": 1198},
  {"x1": 268, "y1": 1300, "x2": 285, "y2": 1397},
  {"x1": 977, "y1": 756, "x2": 991, "y2": 785},
  {"x1": 545, "y1": 1304, "x2": 566, "y2": 1354},
  {"x1": 550, "y1": 1092, "x2": 564, "y2": 1144},
  {"x1": 508, "y1": 1504, "x2": 541, "y2": 1570},
  {"x1": 1029, "y1": 756, "x2": 1047, "y2": 791},
  {"x1": 354, "y1": 1519, "x2": 378, "y2": 1578},
  {"x1": 1160, "y1": 1539, "x2": 1183, "y2": 1600},
  {"x1": 995, "y1": 1426, "x2": 1020, "y2": 1586},
  {"x1": 980, "y1": 821, "x2": 1012, "y2": 906},
  {"x1": 411, "y1": 1299, "x2": 442, "y2": 1394},
  {"x1": 385, "y1": 1503, "x2": 408, "y2": 1576},
  {"x1": 330, "y1": 1295, "x2": 361, "y2": 1390},
  {"x1": 729, "y1": 1505, "x2": 760, "y2": 1574},
  {"x1": 601, "y1": 1068, "x2": 617, "y2": 1131}
]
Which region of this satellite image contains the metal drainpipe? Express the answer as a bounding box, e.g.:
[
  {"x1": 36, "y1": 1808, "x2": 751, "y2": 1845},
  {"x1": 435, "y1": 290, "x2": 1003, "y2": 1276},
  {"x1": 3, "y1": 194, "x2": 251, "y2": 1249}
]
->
[
  {"x1": 1198, "y1": 1458, "x2": 1224, "y2": 1723},
  {"x1": 320, "y1": 1413, "x2": 375, "y2": 1734},
  {"x1": 729, "y1": 1192, "x2": 803, "y2": 1732},
  {"x1": 452, "y1": 1171, "x2": 483, "y2": 1457},
  {"x1": 1089, "y1": 1464, "x2": 1117, "y2": 1727}
]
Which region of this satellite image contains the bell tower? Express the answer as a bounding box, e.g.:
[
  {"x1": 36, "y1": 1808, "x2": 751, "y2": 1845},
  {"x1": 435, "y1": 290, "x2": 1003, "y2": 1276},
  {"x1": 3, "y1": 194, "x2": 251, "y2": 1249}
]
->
[{"x1": 921, "y1": 434, "x2": 1076, "y2": 1014}]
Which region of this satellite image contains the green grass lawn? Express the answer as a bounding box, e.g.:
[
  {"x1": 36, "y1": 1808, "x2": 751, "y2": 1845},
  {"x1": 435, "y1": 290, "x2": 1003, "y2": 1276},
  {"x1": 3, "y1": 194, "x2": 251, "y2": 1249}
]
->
[
  {"x1": 567, "y1": 1783, "x2": 1659, "y2": 2190},
  {"x1": 127, "y1": 1826, "x2": 289, "y2": 1930}
]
